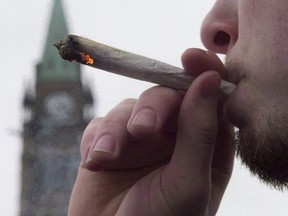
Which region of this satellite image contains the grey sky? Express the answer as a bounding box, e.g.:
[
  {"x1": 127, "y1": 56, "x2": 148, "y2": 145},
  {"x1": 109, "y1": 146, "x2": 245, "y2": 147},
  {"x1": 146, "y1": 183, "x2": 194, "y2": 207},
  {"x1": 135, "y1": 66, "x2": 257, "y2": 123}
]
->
[{"x1": 1, "y1": 1, "x2": 287, "y2": 215}]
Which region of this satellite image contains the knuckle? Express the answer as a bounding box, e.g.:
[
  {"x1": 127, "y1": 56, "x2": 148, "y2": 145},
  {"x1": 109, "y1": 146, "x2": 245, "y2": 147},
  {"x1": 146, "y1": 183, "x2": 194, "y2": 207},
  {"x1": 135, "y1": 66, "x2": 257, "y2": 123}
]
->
[
  {"x1": 88, "y1": 117, "x2": 104, "y2": 126},
  {"x1": 119, "y1": 98, "x2": 137, "y2": 106},
  {"x1": 140, "y1": 86, "x2": 179, "y2": 100},
  {"x1": 193, "y1": 123, "x2": 218, "y2": 146},
  {"x1": 81, "y1": 118, "x2": 104, "y2": 146},
  {"x1": 85, "y1": 117, "x2": 104, "y2": 133},
  {"x1": 100, "y1": 117, "x2": 126, "y2": 132},
  {"x1": 160, "y1": 172, "x2": 209, "y2": 216}
]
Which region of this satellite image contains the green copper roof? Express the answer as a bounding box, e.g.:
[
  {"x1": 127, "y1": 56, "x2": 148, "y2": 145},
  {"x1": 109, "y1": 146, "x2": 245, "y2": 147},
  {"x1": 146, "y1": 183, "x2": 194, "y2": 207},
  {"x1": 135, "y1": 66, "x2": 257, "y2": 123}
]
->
[{"x1": 37, "y1": 0, "x2": 80, "y2": 82}]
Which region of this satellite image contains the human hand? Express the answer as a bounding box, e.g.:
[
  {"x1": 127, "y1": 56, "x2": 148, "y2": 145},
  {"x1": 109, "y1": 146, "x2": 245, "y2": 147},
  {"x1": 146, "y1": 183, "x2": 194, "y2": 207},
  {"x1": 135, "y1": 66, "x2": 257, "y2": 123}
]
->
[{"x1": 68, "y1": 49, "x2": 235, "y2": 216}]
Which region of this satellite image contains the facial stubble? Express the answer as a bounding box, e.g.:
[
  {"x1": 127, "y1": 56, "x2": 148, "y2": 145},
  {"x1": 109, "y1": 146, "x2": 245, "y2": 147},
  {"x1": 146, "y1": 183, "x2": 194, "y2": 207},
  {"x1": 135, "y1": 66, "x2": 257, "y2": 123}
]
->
[
  {"x1": 226, "y1": 61, "x2": 288, "y2": 189},
  {"x1": 225, "y1": 55, "x2": 288, "y2": 190},
  {"x1": 236, "y1": 119, "x2": 288, "y2": 189}
]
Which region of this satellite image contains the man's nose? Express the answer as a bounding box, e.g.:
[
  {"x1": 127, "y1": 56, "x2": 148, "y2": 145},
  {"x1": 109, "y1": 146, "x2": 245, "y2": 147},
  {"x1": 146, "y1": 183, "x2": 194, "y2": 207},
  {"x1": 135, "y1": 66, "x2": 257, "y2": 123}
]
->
[{"x1": 200, "y1": 1, "x2": 238, "y2": 54}]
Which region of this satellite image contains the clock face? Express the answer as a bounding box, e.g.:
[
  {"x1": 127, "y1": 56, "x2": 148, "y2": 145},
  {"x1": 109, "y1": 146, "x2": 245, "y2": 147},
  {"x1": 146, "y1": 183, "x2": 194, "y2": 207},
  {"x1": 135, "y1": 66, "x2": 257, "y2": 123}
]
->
[{"x1": 44, "y1": 92, "x2": 77, "y2": 123}]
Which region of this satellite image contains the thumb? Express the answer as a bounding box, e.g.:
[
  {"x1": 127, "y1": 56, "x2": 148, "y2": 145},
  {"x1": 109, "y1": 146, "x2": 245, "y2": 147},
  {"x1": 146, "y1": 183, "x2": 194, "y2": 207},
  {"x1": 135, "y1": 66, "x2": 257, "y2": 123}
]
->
[
  {"x1": 174, "y1": 70, "x2": 220, "y2": 172},
  {"x1": 163, "y1": 70, "x2": 221, "y2": 213}
]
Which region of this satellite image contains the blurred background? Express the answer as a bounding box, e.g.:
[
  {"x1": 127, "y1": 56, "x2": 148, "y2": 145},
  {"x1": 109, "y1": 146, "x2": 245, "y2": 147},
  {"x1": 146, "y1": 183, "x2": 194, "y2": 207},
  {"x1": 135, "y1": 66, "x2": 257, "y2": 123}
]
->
[{"x1": 1, "y1": 0, "x2": 287, "y2": 215}]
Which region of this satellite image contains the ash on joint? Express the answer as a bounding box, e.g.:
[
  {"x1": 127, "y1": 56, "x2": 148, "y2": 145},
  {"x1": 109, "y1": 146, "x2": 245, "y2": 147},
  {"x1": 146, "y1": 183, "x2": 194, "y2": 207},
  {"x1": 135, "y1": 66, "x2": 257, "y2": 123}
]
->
[{"x1": 54, "y1": 36, "x2": 79, "y2": 62}]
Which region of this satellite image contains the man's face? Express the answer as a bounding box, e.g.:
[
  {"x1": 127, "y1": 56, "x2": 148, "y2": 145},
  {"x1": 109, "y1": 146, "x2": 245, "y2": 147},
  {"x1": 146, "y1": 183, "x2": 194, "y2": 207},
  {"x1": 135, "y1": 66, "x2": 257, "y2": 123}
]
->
[{"x1": 201, "y1": 0, "x2": 288, "y2": 188}]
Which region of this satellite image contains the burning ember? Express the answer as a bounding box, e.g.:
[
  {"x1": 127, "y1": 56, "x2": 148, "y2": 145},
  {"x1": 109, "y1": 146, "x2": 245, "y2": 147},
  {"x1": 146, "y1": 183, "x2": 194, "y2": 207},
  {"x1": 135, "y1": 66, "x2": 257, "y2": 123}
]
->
[{"x1": 80, "y1": 52, "x2": 94, "y2": 64}]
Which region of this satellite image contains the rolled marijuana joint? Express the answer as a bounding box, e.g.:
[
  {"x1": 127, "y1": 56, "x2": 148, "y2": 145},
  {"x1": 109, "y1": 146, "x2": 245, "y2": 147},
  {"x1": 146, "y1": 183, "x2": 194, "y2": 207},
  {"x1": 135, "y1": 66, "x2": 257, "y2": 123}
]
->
[{"x1": 54, "y1": 35, "x2": 236, "y2": 95}]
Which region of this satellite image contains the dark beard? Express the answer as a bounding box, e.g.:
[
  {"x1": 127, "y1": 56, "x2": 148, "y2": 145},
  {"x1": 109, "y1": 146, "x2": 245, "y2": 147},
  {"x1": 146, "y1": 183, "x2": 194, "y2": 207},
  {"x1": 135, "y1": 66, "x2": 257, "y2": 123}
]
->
[{"x1": 235, "y1": 115, "x2": 288, "y2": 190}]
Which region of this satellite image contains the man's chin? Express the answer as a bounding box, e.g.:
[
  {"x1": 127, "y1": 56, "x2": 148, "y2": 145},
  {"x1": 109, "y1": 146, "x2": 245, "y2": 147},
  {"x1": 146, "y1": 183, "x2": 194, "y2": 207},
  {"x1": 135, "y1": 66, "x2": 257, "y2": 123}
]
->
[{"x1": 236, "y1": 125, "x2": 288, "y2": 190}]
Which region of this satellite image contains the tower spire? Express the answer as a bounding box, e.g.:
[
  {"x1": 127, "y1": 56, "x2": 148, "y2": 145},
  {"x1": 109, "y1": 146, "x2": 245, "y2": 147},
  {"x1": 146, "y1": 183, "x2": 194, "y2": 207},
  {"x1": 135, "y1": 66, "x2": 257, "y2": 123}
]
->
[{"x1": 37, "y1": 0, "x2": 80, "y2": 82}]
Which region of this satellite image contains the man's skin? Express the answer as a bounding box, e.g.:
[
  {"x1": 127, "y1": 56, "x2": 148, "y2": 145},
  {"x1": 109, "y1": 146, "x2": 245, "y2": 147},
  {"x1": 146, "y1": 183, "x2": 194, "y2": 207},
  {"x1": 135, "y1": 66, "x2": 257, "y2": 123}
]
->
[{"x1": 69, "y1": 0, "x2": 288, "y2": 215}]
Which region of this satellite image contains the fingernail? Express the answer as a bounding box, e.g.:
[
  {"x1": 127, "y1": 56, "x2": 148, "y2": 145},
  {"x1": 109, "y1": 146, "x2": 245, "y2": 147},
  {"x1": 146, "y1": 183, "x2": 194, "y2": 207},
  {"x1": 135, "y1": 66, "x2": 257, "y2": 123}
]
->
[
  {"x1": 132, "y1": 108, "x2": 156, "y2": 127},
  {"x1": 93, "y1": 135, "x2": 116, "y2": 155}
]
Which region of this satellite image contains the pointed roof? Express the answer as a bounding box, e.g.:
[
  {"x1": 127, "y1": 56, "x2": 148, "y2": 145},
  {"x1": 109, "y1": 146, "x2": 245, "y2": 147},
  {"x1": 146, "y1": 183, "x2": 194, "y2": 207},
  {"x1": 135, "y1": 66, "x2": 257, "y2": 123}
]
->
[
  {"x1": 37, "y1": 0, "x2": 80, "y2": 83},
  {"x1": 43, "y1": 0, "x2": 68, "y2": 58}
]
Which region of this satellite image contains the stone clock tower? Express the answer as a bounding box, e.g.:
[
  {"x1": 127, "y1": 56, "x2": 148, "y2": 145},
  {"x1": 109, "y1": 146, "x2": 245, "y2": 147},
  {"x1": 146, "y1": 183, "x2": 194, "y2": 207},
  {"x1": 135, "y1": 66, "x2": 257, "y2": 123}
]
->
[{"x1": 20, "y1": 0, "x2": 94, "y2": 215}]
